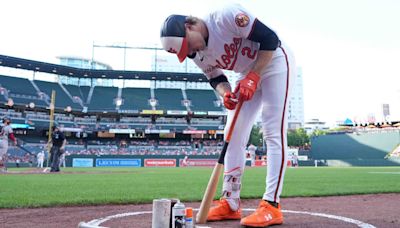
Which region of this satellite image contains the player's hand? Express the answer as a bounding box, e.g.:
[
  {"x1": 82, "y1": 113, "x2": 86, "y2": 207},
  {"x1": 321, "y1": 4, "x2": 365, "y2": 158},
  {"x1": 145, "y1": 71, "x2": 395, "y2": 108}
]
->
[
  {"x1": 234, "y1": 71, "x2": 260, "y2": 101},
  {"x1": 223, "y1": 92, "x2": 238, "y2": 110}
]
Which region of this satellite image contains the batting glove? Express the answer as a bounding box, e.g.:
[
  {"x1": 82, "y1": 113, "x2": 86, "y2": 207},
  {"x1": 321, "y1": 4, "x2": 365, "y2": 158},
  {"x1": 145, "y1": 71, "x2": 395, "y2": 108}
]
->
[
  {"x1": 234, "y1": 71, "x2": 260, "y2": 101},
  {"x1": 223, "y1": 92, "x2": 238, "y2": 110}
]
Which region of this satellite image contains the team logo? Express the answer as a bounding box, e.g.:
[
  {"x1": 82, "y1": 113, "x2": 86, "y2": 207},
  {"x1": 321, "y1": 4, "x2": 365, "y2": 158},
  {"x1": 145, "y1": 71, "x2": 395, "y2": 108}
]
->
[
  {"x1": 235, "y1": 13, "x2": 250, "y2": 27},
  {"x1": 168, "y1": 47, "x2": 177, "y2": 54},
  {"x1": 247, "y1": 80, "x2": 254, "y2": 87}
]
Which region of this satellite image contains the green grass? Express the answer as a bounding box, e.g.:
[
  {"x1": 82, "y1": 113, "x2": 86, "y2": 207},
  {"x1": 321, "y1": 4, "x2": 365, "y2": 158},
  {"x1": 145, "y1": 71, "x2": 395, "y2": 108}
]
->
[{"x1": 0, "y1": 167, "x2": 399, "y2": 208}]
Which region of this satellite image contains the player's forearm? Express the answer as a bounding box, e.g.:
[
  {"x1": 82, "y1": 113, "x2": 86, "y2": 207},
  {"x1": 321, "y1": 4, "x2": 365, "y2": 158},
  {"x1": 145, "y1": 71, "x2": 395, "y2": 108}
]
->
[
  {"x1": 61, "y1": 139, "x2": 67, "y2": 149},
  {"x1": 252, "y1": 50, "x2": 274, "y2": 75},
  {"x1": 215, "y1": 82, "x2": 232, "y2": 97}
]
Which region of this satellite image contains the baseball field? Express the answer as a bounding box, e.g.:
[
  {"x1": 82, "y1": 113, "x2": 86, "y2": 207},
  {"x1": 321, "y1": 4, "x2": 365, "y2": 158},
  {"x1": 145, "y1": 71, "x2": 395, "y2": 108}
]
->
[{"x1": 1, "y1": 166, "x2": 400, "y2": 227}]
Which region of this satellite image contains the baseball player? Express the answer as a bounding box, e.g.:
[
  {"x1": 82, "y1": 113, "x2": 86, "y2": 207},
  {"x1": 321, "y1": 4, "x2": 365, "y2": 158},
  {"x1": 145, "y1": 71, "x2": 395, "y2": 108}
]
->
[
  {"x1": 160, "y1": 4, "x2": 296, "y2": 227},
  {"x1": 37, "y1": 150, "x2": 45, "y2": 168},
  {"x1": 0, "y1": 117, "x2": 17, "y2": 172}
]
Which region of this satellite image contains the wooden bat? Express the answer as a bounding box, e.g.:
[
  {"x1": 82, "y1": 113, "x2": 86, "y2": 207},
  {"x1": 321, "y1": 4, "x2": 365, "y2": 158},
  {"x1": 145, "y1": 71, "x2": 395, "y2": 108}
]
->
[{"x1": 196, "y1": 99, "x2": 244, "y2": 224}]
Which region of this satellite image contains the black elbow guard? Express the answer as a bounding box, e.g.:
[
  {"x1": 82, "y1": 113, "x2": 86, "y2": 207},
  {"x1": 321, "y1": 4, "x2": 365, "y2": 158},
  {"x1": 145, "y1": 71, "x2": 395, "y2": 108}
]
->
[
  {"x1": 209, "y1": 75, "x2": 228, "y2": 90},
  {"x1": 248, "y1": 19, "x2": 280, "y2": 50}
]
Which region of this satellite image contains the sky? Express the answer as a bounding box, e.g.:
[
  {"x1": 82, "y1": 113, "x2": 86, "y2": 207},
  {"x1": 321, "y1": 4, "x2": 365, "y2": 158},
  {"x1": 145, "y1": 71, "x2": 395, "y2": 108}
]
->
[{"x1": 0, "y1": 0, "x2": 399, "y2": 125}]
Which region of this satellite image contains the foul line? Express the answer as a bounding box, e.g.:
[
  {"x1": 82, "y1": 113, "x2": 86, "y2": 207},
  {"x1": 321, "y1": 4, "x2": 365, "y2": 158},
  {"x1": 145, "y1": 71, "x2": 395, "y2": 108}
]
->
[{"x1": 79, "y1": 208, "x2": 376, "y2": 228}]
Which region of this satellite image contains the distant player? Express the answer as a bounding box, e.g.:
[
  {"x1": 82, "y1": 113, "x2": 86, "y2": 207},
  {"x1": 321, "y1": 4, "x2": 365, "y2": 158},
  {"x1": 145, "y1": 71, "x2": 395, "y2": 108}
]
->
[
  {"x1": 247, "y1": 144, "x2": 257, "y2": 167},
  {"x1": 0, "y1": 117, "x2": 17, "y2": 172},
  {"x1": 182, "y1": 155, "x2": 189, "y2": 167},
  {"x1": 37, "y1": 150, "x2": 45, "y2": 168},
  {"x1": 160, "y1": 4, "x2": 296, "y2": 227}
]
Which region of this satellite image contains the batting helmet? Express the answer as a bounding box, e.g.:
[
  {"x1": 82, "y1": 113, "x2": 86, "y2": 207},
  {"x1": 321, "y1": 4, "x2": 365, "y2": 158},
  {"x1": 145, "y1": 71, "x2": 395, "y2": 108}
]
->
[
  {"x1": 2, "y1": 116, "x2": 10, "y2": 124},
  {"x1": 160, "y1": 15, "x2": 189, "y2": 63}
]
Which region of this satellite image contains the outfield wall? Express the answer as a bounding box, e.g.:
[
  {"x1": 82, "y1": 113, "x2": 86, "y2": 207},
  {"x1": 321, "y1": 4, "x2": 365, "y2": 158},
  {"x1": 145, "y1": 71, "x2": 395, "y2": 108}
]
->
[{"x1": 310, "y1": 131, "x2": 400, "y2": 166}]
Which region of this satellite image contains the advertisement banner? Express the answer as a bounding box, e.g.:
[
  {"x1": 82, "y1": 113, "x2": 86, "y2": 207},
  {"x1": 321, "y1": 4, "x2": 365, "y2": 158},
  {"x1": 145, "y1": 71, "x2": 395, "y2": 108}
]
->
[
  {"x1": 167, "y1": 110, "x2": 188, "y2": 115},
  {"x1": 179, "y1": 159, "x2": 217, "y2": 167},
  {"x1": 208, "y1": 111, "x2": 227, "y2": 116},
  {"x1": 144, "y1": 159, "x2": 176, "y2": 167},
  {"x1": 109, "y1": 129, "x2": 136, "y2": 134},
  {"x1": 255, "y1": 160, "x2": 267, "y2": 166},
  {"x1": 193, "y1": 111, "x2": 208, "y2": 115},
  {"x1": 183, "y1": 130, "x2": 207, "y2": 134},
  {"x1": 145, "y1": 129, "x2": 171, "y2": 134},
  {"x1": 72, "y1": 158, "x2": 94, "y2": 167},
  {"x1": 95, "y1": 159, "x2": 141, "y2": 167},
  {"x1": 141, "y1": 110, "x2": 164, "y2": 115}
]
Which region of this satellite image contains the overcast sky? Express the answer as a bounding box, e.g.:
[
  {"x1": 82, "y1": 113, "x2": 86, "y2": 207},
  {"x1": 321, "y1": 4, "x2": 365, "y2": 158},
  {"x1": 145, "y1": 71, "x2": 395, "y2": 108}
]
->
[{"x1": 1, "y1": 0, "x2": 399, "y2": 125}]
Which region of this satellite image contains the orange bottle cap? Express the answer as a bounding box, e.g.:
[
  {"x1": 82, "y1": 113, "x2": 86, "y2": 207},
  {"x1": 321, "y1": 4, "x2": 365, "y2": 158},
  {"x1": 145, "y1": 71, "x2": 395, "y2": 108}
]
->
[{"x1": 185, "y1": 207, "x2": 193, "y2": 217}]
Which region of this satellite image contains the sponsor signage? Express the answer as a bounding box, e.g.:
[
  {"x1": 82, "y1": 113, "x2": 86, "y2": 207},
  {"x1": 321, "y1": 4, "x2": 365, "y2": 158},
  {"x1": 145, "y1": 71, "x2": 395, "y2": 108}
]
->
[
  {"x1": 144, "y1": 159, "x2": 176, "y2": 167},
  {"x1": 72, "y1": 158, "x2": 94, "y2": 167},
  {"x1": 298, "y1": 155, "x2": 308, "y2": 161},
  {"x1": 145, "y1": 129, "x2": 171, "y2": 134},
  {"x1": 109, "y1": 129, "x2": 136, "y2": 134},
  {"x1": 207, "y1": 111, "x2": 227, "y2": 116},
  {"x1": 10, "y1": 123, "x2": 34, "y2": 129},
  {"x1": 61, "y1": 127, "x2": 83, "y2": 132},
  {"x1": 95, "y1": 159, "x2": 141, "y2": 167},
  {"x1": 167, "y1": 110, "x2": 188, "y2": 115},
  {"x1": 183, "y1": 130, "x2": 207, "y2": 134},
  {"x1": 141, "y1": 110, "x2": 164, "y2": 115},
  {"x1": 194, "y1": 111, "x2": 208, "y2": 115},
  {"x1": 118, "y1": 109, "x2": 139, "y2": 114},
  {"x1": 179, "y1": 159, "x2": 217, "y2": 167}
]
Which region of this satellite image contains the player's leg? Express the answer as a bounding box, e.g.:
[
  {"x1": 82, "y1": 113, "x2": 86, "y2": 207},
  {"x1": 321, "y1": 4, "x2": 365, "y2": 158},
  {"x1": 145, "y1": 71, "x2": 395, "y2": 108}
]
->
[
  {"x1": 0, "y1": 141, "x2": 8, "y2": 172},
  {"x1": 260, "y1": 46, "x2": 296, "y2": 204},
  {"x1": 208, "y1": 90, "x2": 262, "y2": 222},
  {"x1": 241, "y1": 45, "x2": 296, "y2": 227}
]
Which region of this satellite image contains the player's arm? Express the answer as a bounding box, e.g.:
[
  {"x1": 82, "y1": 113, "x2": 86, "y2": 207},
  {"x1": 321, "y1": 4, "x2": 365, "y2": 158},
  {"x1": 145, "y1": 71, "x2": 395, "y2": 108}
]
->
[
  {"x1": 234, "y1": 18, "x2": 280, "y2": 100},
  {"x1": 209, "y1": 75, "x2": 238, "y2": 110},
  {"x1": 247, "y1": 18, "x2": 280, "y2": 74},
  {"x1": 61, "y1": 139, "x2": 66, "y2": 149},
  {"x1": 209, "y1": 75, "x2": 231, "y2": 97},
  {"x1": 8, "y1": 132, "x2": 17, "y2": 145}
]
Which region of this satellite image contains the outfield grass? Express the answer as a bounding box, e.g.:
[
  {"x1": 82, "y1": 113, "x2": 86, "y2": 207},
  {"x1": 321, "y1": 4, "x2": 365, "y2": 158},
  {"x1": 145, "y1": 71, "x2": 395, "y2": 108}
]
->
[{"x1": 0, "y1": 167, "x2": 399, "y2": 208}]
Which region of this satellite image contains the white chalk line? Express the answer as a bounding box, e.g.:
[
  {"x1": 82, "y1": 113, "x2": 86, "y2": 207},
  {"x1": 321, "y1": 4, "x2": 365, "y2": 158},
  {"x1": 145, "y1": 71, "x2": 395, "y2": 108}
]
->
[
  {"x1": 368, "y1": 172, "x2": 400, "y2": 174},
  {"x1": 79, "y1": 208, "x2": 376, "y2": 228}
]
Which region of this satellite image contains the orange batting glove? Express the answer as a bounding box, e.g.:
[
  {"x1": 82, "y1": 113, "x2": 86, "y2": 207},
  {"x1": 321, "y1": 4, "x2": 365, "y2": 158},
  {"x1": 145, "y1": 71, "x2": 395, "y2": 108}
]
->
[
  {"x1": 223, "y1": 92, "x2": 238, "y2": 110},
  {"x1": 234, "y1": 71, "x2": 260, "y2": 101}
]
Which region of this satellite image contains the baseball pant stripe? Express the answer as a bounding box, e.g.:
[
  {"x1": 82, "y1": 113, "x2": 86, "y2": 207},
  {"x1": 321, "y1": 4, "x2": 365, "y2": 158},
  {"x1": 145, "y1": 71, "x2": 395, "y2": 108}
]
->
[{"x1": 274, "y1": 46, "x2": 290, "y2": 202}]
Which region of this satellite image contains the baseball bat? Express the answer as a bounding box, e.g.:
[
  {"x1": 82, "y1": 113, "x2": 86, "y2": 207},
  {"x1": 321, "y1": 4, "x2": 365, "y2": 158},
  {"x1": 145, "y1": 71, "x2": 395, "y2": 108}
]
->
[{"x1": 196, "y1": 99, "x2": 244, "y2": 224}]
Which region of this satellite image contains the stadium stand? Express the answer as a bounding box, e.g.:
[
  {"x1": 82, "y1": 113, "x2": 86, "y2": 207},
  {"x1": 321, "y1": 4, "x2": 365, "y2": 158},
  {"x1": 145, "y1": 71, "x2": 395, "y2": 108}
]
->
[
  {"x1": 0, "y1": 75, "x2": 47, "y2": 107},
  {"x1": 88, "y1": 86, "x2": 118, "y2": 112},
  {"x1": 34, "y1": 80, "x2": 81, "y2": 110},
  {"x1": 185, "y1": 89, "x2": 222, "y2": 111},
  {"x1": 120, "y1": 87, "x2": 151, "y2": 111},
  {"x1": 154, "y1": 88, "x2": 185, "y2": 111}
]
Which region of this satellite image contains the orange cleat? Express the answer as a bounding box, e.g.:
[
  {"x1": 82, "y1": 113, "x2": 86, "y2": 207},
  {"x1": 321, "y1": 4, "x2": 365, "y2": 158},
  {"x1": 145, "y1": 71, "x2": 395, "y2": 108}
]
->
[
  {"x1": 207, "y1": 198, "x2": 242, "y2": 221},
  {"x1": 240, "y1": 200, "x2": 283, "y2": 227}
]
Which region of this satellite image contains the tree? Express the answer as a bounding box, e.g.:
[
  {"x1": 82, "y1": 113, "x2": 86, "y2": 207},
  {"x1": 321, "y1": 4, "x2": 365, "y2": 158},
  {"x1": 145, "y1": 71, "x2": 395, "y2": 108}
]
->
[
  {"x1": 287, "y1": 128, "x2": 310, "y2": 147},
  {"x1": 248, "y1": 125, "x2": 263, "y2": 147}
]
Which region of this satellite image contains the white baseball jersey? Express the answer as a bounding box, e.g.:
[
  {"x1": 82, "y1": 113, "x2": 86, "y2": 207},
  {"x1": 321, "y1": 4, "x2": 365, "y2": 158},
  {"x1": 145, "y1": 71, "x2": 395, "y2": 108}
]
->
[
  {"x1": 193, "y1": 4, "x2": 261, "y2": 79},
  {"x1": 0, "y1": 125, "x2": 13, "y2": 142}
]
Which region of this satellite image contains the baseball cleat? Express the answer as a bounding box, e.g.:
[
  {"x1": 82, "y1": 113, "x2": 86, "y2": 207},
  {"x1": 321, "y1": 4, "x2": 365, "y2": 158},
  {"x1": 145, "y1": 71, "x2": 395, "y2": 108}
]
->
[
  {"x1": 207, "y1": 198, "x2": 242, "y2": 221},
  {"x1": 240, "y1": 200, "x2": 283, "y2": 227}
]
